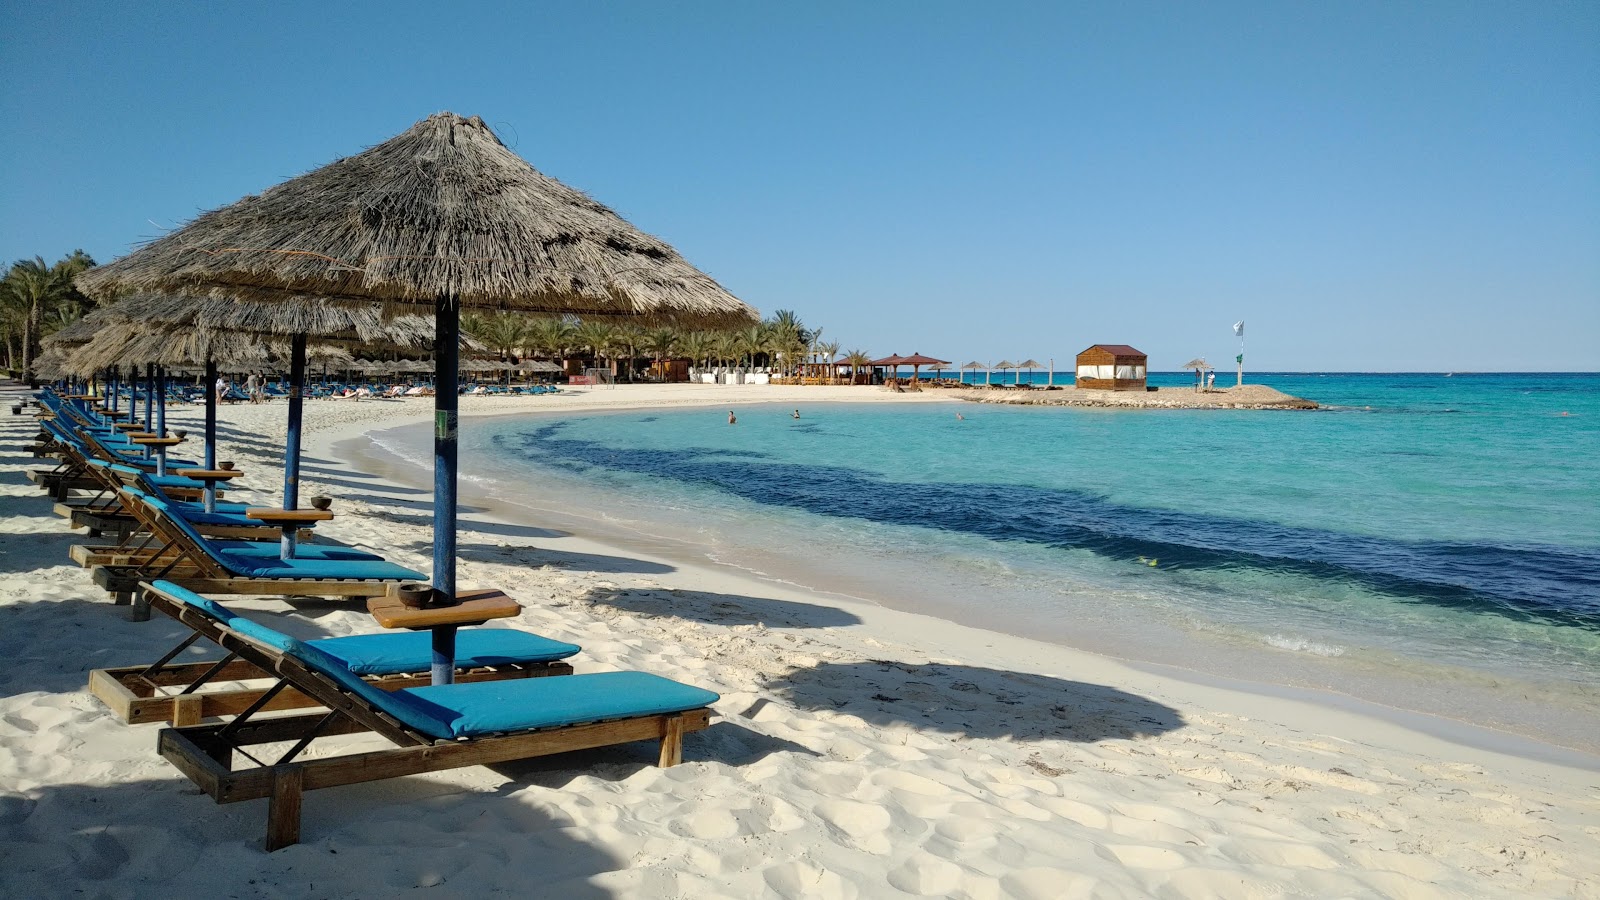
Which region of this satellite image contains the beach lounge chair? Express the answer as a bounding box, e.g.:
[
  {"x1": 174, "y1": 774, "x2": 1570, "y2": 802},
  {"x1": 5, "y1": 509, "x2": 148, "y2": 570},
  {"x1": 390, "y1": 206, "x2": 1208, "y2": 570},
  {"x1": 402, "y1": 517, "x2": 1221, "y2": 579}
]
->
[
  {"x1": 140, "y1": 580, "x2": 717, "y2": 849},
  {"x1": 91, "y1": 488, "x2": 424, "y2": 610},
  {"x1": 90, "y1": 585, "x2": 580, "y2": 725}
]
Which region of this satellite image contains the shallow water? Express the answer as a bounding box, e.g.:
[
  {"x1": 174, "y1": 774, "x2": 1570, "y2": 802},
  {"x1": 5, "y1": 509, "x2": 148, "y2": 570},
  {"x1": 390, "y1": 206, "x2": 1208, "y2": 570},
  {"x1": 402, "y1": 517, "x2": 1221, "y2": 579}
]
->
[{"x1": 370, "y1": 373, "x2": 1600, "y2": 752}]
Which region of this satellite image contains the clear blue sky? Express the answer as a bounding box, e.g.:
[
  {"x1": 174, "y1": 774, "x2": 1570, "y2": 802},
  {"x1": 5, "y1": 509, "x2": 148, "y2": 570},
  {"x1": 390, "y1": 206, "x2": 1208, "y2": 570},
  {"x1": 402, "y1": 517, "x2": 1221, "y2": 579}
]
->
[{"x1": 3, "y1": 1, "x2": 1595, "y2": 371}]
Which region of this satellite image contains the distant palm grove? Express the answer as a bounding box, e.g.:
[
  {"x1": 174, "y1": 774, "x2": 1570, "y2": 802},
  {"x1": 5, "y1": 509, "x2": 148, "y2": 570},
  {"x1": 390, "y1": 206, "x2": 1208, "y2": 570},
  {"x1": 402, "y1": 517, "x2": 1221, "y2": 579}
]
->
[{"x1": 3, "y1": 250, "x2": 868, "y2": 383}]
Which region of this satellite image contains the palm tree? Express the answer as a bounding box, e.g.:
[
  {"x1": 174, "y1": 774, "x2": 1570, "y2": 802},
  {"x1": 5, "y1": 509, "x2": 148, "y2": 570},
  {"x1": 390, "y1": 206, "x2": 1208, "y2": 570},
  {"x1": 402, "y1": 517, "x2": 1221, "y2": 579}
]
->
[
  {"x1": 574, "y1": 321, "x2": 619, "y2": 380},
  {"x1": 817, "y1": 340, "x2": 840, "y2": 383},
  {"x1": 732, "y1": 325, "x2": 767, "y2": 370},
  {"x1": 2, "y1": 257, "x2": 70, "y2": 382},
  {"x1": 526, "y1": 317, "x2": 575, "y2": 364},
  {"x1": 642, "y1": 327, "x2": 680, "y2": 382},
  {"x1": 474, "y1": 313, "x2": 530, "y2": 385},
  {"x1": 844, "y1": 349, "x2": 873, "y2": 385},
  {"x1": 677, "y1": 331, "x2": 715, "y2": 374}
]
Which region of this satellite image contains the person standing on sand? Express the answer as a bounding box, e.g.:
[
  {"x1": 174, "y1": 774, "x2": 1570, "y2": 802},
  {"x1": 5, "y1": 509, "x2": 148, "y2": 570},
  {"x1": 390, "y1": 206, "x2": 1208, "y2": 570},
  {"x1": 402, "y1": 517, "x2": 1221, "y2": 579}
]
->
[
  {"x1": 245, "y1": 372, "x2": 259, "y2": 404},
  {"x1": 728, "y1": 410, "x2": 737, "y2": 425},
  {"x1": 215, "y1": 375, "x2": 227, "y2": 404},
  {"x1": 1206, "y1": 370, "x2": 1216, "y2": 391}
]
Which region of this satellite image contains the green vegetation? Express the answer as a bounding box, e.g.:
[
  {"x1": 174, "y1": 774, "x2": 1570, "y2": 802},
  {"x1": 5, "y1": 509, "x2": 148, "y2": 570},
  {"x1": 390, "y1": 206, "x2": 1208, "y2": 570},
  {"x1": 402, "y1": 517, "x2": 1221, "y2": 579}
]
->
[
  {"x1": 457, "y1": 308, "x2": 844, "y2": 383},
  {"x1": 1, "y1": 250, "x2": 97, "y2": 381}
]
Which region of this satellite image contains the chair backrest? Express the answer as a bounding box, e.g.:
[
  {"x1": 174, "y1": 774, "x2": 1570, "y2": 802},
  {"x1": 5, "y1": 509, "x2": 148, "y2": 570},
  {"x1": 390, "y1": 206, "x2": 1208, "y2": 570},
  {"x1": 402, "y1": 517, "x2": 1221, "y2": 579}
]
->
[
  {"x1": 145, "y1": 580, "x2": 453, "y2": 741},
  {"x1": 115, "y1": 488, "x2": 234, "y2": 578}
]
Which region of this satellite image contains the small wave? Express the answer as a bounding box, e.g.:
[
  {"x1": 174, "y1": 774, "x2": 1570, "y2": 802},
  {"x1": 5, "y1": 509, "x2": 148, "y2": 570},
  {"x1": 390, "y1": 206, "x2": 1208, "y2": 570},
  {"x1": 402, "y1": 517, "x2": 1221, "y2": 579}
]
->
[{"x1": 1263, "y1": 634, "x2": 1346, "y2": 657}]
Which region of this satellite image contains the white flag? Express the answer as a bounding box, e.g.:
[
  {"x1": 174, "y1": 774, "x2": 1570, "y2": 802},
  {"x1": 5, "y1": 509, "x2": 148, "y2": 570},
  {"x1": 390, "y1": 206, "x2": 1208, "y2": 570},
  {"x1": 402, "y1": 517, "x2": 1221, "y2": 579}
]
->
[{"x1": 1233, "y1": 320, "x2": 1245, "y2": 337}]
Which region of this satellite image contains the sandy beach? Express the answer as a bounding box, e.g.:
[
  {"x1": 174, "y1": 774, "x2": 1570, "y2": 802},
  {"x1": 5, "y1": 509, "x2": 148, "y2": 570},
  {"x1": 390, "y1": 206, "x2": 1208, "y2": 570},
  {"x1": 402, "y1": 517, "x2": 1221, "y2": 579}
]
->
[{"x1": 3, "y1": 382, "x2": 1597, "y2": 898}]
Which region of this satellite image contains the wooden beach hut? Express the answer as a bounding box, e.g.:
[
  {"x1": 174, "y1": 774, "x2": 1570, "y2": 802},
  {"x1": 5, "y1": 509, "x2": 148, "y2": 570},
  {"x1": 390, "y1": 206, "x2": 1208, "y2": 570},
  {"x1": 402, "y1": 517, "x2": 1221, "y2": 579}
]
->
[{"x1": 1075, "y1": 344, "x2": 1148, "y2": 391}]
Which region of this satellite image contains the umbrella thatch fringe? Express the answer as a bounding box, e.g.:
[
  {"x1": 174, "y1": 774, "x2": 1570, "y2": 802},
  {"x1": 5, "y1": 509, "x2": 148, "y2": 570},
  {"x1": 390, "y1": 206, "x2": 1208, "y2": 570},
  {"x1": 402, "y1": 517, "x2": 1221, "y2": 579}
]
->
[
  {"x1": 78, "y1": 113, "x2": 757, "y2": 328},
  {"x1": 57, "y1": 293, "x2": 481, "y2": 377}
]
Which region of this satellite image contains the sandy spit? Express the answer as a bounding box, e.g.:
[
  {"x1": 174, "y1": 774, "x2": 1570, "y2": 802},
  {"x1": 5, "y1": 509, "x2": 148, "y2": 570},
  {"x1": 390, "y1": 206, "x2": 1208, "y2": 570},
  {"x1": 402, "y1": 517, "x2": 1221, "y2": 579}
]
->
[{"x1": 2, "y1": 382, "x2": 1596, "y2": 899}]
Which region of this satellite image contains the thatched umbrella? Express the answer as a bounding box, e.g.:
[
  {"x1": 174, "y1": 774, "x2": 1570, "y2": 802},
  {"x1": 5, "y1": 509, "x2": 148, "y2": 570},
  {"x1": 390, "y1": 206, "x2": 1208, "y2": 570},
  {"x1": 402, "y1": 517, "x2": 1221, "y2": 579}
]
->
[
  {"x1": 77, "y1": 112, "x2": 758, "y2": 681},
  {"x1": 959, "y1": 361, "x2": 986, "y2": 387},
  {"x1": 898, "y1": 352, "x2": 951, "y2": 385},
  {"x1": 1017, "y1": 359, "x2": 1041, "y2": 388},
  {"x1": 993, "y1": 360, "x2": 1016, "y2": 386},
  {"x1": 1181, "y1": 358, "x2": 1209, "y2": 392},
  {"x1": 73, "y1": 293, "x2": 447, "y2": 515}
]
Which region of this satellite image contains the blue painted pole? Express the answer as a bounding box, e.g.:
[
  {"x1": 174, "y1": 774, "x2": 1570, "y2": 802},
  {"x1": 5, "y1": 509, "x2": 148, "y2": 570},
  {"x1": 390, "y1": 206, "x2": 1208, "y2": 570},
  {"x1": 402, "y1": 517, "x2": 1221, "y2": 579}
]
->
[
  {"x1": 155, "y1": 366, "x2": 167, "y2": 436},
  {"x1": 431, "y1": 295, "x2": 461, "y2": 685},
  {"x1": 142, "y1": 364, "x2": 154, "y2": 457},
  {"x1": 203, "y1": 357, "x2": 218, "y2": 513},
  {"x1": 281, "y1": 335, "x2": 307, "y2": 558}
]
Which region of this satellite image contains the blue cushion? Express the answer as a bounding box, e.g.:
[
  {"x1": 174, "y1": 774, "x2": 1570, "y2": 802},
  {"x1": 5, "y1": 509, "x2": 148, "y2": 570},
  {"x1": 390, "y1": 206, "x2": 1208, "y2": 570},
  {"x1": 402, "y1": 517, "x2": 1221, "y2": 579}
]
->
[
  {"x1": 214, "y1": 551, "x2": 425, "y2": 581},
  {"x1": 151, "y1": 579, "x2": 242, "y2": 625},
  {"x1": 314, "y1": 630, "x2": 580, "y2": 675},
  {"x1": 139, "y1": 491, "x2": 422, "y2": 580},
  {"x1": 401, "y1": 671, "x2": 720, "y2": 738},
  {"x1": 207, "y1": 540, "x2": 384, "y2": 561},
  {"x1": 287, "y1": 639, "x2": 459, "y2": 739}
]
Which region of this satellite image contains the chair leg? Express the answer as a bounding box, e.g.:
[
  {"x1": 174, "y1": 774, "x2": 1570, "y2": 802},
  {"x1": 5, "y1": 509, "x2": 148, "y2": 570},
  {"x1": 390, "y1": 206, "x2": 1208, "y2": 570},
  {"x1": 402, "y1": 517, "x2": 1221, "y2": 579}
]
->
[
  {"x1": 659, "y1": 715, "x2": 684, "y2": 767},
  {"x1": 130, "y1": 588, "x2": 151, "y2": 622},
  {"x1": 172, "y1": 694, "x2": 203, "y2": 727},
  {"x1": 266, "y1": 764, "x2": 305, "y2": 851}
]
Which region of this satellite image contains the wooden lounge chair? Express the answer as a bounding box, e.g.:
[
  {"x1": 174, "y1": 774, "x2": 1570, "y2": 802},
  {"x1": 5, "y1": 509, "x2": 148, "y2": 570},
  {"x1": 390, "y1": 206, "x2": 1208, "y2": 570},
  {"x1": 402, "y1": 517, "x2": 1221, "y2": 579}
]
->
[
  {"x1": 92, "y1": 488, "x2": 425, "y2": 612},
  {"x1": 91, "y1": 586, "x2": 580, "y2": 725},
  {"x1": 141, "y1": 581, "x2": 717, "y2": 849}
]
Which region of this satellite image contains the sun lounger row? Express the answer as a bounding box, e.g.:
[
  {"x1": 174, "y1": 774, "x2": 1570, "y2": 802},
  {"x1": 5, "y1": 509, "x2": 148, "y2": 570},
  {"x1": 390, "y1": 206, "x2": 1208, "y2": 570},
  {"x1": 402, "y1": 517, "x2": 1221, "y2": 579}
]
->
[{"x1": 27, "y1": 387, "x2": 723, "y2": 851}]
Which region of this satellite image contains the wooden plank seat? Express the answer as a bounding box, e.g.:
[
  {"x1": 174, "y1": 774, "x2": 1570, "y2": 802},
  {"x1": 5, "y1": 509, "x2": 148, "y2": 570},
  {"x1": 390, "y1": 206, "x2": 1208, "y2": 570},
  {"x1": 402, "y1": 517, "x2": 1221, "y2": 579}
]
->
[
  {"x1": 94, "y1": 488, "x2": 424, "y2": 614},
  {"x1": 141, "y1": 581, "x2": 718, "y2": 850},
  {"x1": 89, "y1": 587, "x2": 579, "y2": 725}
]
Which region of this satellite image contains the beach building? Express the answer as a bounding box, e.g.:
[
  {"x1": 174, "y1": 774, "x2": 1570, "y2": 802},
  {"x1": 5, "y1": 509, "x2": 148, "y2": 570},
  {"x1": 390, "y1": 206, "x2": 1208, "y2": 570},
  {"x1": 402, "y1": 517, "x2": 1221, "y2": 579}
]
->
[{"x1": 1075, "y1": 344, "x2": 1148, "y2": 390}]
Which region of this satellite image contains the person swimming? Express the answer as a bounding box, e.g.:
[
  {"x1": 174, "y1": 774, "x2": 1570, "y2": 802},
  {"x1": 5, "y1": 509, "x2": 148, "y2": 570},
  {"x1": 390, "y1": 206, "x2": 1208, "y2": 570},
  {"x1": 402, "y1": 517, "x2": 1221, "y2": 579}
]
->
[
  {"x1": 792, "y1": 409, "x2": 800, "y2": 419},
  {"x1": 728, "y1": 410, "x2": 737, "y2": 425},
  {"x1": 956, "y1": 412, "x2": 965, "y2": 420}
]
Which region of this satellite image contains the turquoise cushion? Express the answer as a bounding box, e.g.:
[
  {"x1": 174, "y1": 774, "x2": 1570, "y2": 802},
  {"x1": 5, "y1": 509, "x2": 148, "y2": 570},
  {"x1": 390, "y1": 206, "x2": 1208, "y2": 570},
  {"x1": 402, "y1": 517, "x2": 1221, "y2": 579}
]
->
[
  {"x1": 151, "y1": 579, "x2": 242, "y2": 625},
  {"x1": 286, "y1": 639, "x2": 458, "y2": 739},
  {"x1": 313, "y1": 630, "x2": 580, "y2": 676},
  {"x1": 207, "y1": 539, "x2": 383, "y2": 561},
  {"x1": 401, "y1": 671, "x2": 720, "y2": 738},
  {"x1": 214, "y1": 552, "x2": 425, "y2": 581},
  {"x1": 140, "y1": 491, "x2": 422, "y2": 580}
]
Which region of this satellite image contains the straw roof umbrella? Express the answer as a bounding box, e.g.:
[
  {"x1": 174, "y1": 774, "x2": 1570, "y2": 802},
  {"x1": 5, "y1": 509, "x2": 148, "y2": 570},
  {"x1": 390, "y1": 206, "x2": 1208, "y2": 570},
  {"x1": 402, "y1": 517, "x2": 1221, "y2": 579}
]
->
[
  {"x1": 897, "y1": 352, "x2": 951, "y2": 386},
  {"x1": 1181, "y1": 357, "x2": 1209, "y2": 392},
  {"x1": 72, "y1": 293, "x2": 451, "y2": 514},
  {"x1": 77, "y1": 112, "x2": 758, "y2": 679},
  {"x1": 993, "y1": 360, "x2": 1016, "y2": 386},
  {"x1": 1017, "y1": 359, "x2": 1041, "y2": 388}
]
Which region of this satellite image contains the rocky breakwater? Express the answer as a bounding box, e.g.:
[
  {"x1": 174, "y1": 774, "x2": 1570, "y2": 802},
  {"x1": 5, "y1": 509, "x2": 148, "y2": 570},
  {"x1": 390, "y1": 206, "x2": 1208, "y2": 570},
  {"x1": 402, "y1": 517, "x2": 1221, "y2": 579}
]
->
[{"x1": 950, "y1": 383, "x2": 1318, "y2": 410}]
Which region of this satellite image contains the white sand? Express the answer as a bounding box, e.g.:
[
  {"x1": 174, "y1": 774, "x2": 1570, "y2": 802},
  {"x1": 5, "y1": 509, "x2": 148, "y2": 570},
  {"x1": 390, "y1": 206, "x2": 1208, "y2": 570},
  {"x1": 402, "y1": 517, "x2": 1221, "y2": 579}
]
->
[{"x1": 3, "y1": 382, "x2": 1597, "y2": 898}]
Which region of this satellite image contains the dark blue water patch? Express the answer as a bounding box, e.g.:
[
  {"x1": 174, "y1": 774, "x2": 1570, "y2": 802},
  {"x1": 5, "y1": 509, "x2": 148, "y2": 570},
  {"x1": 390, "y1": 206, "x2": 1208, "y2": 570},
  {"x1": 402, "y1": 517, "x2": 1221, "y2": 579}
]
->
[{"x1": 499, "y1": 425, "x2": 1600, "y2": 631}]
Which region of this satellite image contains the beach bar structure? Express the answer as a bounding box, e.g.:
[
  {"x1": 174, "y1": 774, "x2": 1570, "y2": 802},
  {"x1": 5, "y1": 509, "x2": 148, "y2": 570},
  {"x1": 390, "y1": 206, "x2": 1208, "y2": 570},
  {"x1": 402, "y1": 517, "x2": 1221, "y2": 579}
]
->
[{"x1": 1075, "y1": 344, "x2": 1148, "y2": 391}]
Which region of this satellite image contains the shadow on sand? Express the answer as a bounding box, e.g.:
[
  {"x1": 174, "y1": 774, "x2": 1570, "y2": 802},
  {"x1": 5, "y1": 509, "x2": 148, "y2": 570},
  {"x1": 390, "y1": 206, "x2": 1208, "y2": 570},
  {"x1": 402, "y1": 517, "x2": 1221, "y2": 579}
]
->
[
  {"x1": 765, "y1": 660, "x2": 1184, "y2": 742},
  {"x1": 0, "y1": 776, "x2": 618, "y2": 897},
  {"x1": 581, "y1": 584, "x2": 861, "y2": 629}
]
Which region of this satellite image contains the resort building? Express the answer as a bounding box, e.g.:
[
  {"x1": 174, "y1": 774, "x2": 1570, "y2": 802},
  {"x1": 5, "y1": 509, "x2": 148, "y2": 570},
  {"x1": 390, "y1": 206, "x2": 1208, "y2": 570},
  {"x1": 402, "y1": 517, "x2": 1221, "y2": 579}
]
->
[{"x1": 1075, "y1": 344, "x2": 1148, "y2": 390}]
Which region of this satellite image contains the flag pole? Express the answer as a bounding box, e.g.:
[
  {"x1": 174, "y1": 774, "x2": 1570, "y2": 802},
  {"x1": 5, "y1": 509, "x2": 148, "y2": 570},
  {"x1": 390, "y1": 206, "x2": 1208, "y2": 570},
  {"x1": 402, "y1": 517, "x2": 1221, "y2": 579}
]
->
[{"x1": 1234, "y1": 320, "x2": 1246, "y2": 386}]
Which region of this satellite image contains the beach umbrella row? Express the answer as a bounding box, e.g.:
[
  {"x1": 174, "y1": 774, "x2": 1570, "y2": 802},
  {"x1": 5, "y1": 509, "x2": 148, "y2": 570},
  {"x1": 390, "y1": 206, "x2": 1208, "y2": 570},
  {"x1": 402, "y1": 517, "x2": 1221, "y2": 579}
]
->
[{"x1": 77, "y1": 112, "x2": 758, "y2": 686}]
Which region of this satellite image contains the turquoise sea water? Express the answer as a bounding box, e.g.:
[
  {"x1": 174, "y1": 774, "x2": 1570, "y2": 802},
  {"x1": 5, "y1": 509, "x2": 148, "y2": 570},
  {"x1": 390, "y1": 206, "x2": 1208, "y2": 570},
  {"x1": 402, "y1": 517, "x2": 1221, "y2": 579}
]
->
[{"x1": 371, "y1": 373, "x2": 1600, "y2": 753}]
